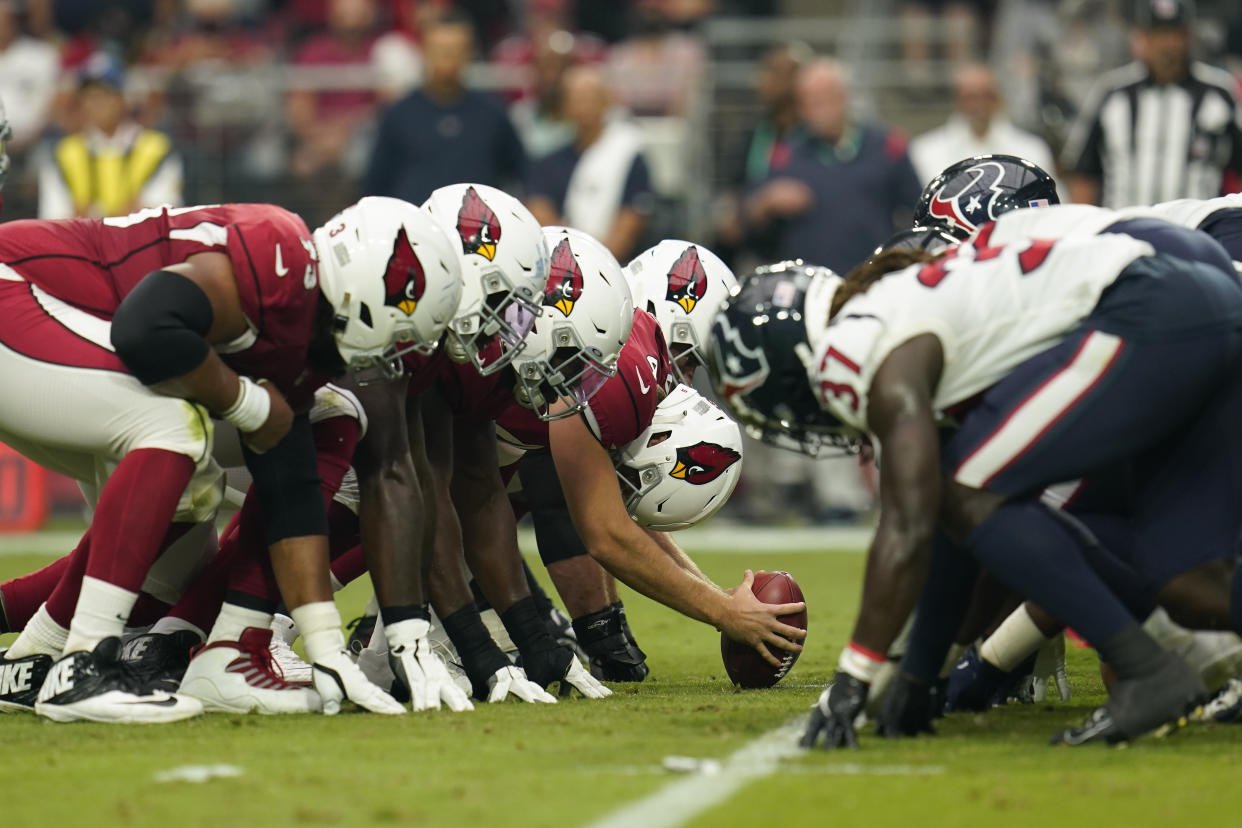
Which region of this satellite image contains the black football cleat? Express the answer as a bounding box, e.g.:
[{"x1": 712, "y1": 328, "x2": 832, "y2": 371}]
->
[
  {"x1": 572, "y1": 603, "x2": 649, "y2": 682},
  {"x1": 34, "y1": 637, "x2": 202, "y2": 724},
  {"x1": 0, "y1": 650, "x2": 53, "y2": 712},
  {"x1": 122, "y1": 630, "x2": 202, "y2": 694},
  {"x1": 1051, "y1": 653, "x2": 1205, "y2": 746}
]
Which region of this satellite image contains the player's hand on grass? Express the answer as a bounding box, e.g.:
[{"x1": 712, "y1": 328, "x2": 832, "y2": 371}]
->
[
  {"x1": 801, "y1": 673, "x2": 868, "y2": 749},
  {"x1": 721, "y1": 569, "x2": 806, "y2": 669},
  {"x1": 486, "y1": 665, "x2": 557, "y2": 704},
  {"x1": 520, "y1": 642, "x2": 612, "y2": 699},
  {"x1": 1030, "y1": 634, "x2": 1071, "y2": 703},
  {"x1": 877, "y1": 673, "x2": 937, "y2": 738},
  {"x1": 242, "y1": 381, "x2": 294, "y2": 453},
  {"x1": 945, "y1": 647, "x2": 1010, "y2": 712},
  {"x1": 390, "y1": 633, "x2": 474, "y2": 713},
  {"x1": 312, "y1": 650, "x2": 407, "y2": 715},
  {"x1": 559, "y1": 655, "x2": 612, "y2": 699}
]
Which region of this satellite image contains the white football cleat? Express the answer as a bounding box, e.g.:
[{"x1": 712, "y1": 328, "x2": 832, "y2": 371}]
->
[
  {"x1": 179, "y1": 627, "x2": 322, "y2": 714},
  {"x1": 34, "y1": 637, "x2": 203, "y2": 724},
  {"x1": 269, "y1": 615, "x2": 313, "y2": 684}
]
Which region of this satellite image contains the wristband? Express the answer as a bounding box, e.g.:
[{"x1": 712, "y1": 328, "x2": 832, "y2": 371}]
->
[
  {"x1": 837, "y1": 641, "x2": 886, "y2": 684},
  {"x1": 221, "y1": 376, "x2": 271, "y2": 433}
]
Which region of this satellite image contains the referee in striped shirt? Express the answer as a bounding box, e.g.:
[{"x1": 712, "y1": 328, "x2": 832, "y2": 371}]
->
[{"x1": 1063, "y1": 0, "x2": 1242, "y2": 207}]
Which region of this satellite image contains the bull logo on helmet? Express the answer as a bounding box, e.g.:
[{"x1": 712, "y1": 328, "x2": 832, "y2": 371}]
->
[
  {"x1": 544, "y1": 237, "x2": 584, "y2": 317},
  {"x1": 383, "y1": 227, "x2": 426, "y2": 317},
  {"x1": 665, "y1": 245, "x2": 709, "y2": 314},
  {"x1": 456, "y1": 186, "x2": 502, "y2": 261},
  {"x1": 926, "y1": 160, "x2": 1009, "y2": 235},
  {"x1": 670, "y1": 442, "x2": 741, "y2": 484}
]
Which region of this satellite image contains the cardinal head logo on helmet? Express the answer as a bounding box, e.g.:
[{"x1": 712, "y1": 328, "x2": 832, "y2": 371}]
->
[
  {"x1": 670, "y1": 441, "x2": 742, "y2": 484},
  {"x1": 544, "y1": 237, "x2": 584, "y2": 317},
  {"x1": 456, "y1": 185, "x2": 502, "y2": 261},
  {"x1": 383, "y1": 227, "x2": 427, "y2": 317},
  {"x1": 665, "y1": 245, "x2": 709, "y2": 314}
]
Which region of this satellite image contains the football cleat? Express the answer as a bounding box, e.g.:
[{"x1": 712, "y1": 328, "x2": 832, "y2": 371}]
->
[
  {"x1": 1194, "y1": 676, "x2": 1242, "y2": 723},
  {"x1": 269, "y1": 615, "x2": 312, "y2": 684},
  {"x1": 572, "y1": 603, "x2": 649, "y2": 682},
  {"x1": 0, "y1": 649, "x2": 53, "y2": 712},
  {"x1": 122, "y1": 630, "x2": 202, "y2": 694},
  {"x1": 1051, "y1": 653, "x2": 1206, "y2": 745},
  {"x1": 179, "y1": 627, "x2": 322, "y2": 714},
  {"x1": 35, "y1": 637, "x2": 203, "y2": 724}
]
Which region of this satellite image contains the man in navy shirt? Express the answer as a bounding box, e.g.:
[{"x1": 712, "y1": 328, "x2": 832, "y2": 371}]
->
[
  {"x1": 524, "y1": 66, "x2": 654, "y2": 263},
  {"x1": 747, "y1": 58, "x2": 922, "y2": 273},
  {"x1": 365, "y1": 12, "x2": 526, "y2": 204}
]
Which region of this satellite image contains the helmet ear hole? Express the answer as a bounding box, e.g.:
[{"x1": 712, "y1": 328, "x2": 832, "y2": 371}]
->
[
  {"x1": 647, "y1": 430, "x2": 672, "y2": 448},
  {"x1": 359, "y1": 303, "x2": 374, "y2": 328}
]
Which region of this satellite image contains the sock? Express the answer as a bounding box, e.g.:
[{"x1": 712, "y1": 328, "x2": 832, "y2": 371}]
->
[
  {"x1": 381, "y1": 605, "x2": 431, "y2": 653},
  {"x1": 1, "y1": 554, "x2": 72, "y2": 631},
  {"x1": 980, "y1": 605, "x2": 1051, "y2": 672},
  {"x1": 290, "y1": 601, "x2": 344, "y2": 664},
  {"x1": 128, "y1": 593, "x2": 173, "y2": 628},
  {"x1": 149, "y1": 615, "x2": 205, "y2": 639},
  {"x1": 967, "y1": 502, "x2": 1135, "y2": 648},
  {"x1": 206, "y1": 600, "x2": 275, "y2": 644},
  {"x1": 44, "y1": 536, "x2": 92, "y2": 628},
  {"x1": 64, "y1": 576, "x2": 139, "y2": 653},
  {"x1": 441, "y1": 604, "x2": 509, "y2": 696},
  {"x1": 81, "y1": 449, "x2": 195, "y2": 591},
  {"x1": 6, "y1": 603, "x2": 68, "y2": 658}
]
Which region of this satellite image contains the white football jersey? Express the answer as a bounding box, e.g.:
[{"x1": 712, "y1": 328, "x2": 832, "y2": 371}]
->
[
  {"x1": 808, "y1": 233, "x2": 1154, "y2": 431},
  {"x1": 1119, "y1": 193, "x2": 1242, "y2": 230},
  {"x1": 976, "y1": 196, "x2": 1242, "y2": 249}
]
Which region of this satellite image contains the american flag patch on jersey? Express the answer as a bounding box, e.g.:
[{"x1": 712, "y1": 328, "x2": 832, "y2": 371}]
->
[{"x1": 1028, "y1": 198, "x2": 1051, "y2": 207}]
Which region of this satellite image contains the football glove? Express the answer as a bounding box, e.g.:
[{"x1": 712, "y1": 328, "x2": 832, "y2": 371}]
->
[
  {"x1": 1030, "y1": 633, "x2": 1071, "y2": 703},
  {"x1": 519, "y1": 640, "x2": 612, "y2": 699},
  {"x1": 486, "y1": 665, "x2": 557, "y2": 704},
  {"x1": 801, "y1": 672, "x2": 868, "y2": 749},
  {"x1": 311, "y1": 650, "x2": 406, "y2": 715},
  {"x1": 876, "y1": 673, "x2": 937, "y2": 738},
  {"x1": 390, "y1": 635, "x2": 474, "y2": 713}
]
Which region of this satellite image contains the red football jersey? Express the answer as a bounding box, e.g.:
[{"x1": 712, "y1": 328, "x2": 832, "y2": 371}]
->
[
  {"x1": 496, "y1": 309, "x2": 672, "y2": 450},
  {"x1": 434, "y1": 339, "x2": 517, "y2": 424},
  {"x1": 0, "y1": 204, "x2": 320, "y2": 396}
]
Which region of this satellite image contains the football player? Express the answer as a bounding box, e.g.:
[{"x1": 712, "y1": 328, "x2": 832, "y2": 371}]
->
[
  {"x1": 0, "y1": 197, "x2": 459, "y2": 722},
  {"x1": 712, "y1": 224, "x2": 1242, "y2": 746}
]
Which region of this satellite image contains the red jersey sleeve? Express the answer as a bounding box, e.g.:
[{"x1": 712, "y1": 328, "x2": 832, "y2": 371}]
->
[{"x1": 583, "y1": 310, "x2": 671, "y2": 449}]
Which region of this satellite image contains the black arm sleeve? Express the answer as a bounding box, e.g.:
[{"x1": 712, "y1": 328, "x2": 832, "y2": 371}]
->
[
  {"x1": 242, "y1": 414, "x2": 328, "y2": 545},
  {"x1": 110, "y1": 270, "x2": 213, "y2": 385},
  {"x1": 516, "y1": 449, "x2": 590, "y2": 566}
]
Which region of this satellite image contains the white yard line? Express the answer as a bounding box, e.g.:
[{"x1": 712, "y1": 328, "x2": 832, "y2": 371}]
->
[{"x1": 581, "y1": 718, "x2": 809, "y2": 828}]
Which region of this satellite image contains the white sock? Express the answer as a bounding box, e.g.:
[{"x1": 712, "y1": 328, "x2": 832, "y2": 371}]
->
[
  {"x1": 6, "y1": 604, "x2": 68, "y2": 659},
  {"x1": 64, "y1": 576, "x2": 138, "y2": 654},
  {"x1": 290, "y1": 601, "x2": 345, "y2": 664},
  {"x1": 206, "y1": 602, "x2": 273, "y2": 644},
  {"x1": 980, "y1": 605, "x2": 1051, "y2": 672},
  {"x1": 149, "y1": 615, "x2": 206, "y2": 640},
  {"x1": 384, "y1": 617, "x2": 430, "y2": 654}
]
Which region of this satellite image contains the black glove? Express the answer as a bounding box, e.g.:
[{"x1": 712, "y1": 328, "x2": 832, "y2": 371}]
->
[
  {"x1": 877, "y1": 673, "x2": 937, "y2": 738},
  {"x1": 800, "y1": 672, "x2": 869, "y2": 749},
  {"x1": 945, "y1": 647, "x2": 1036, "y2": 712}
]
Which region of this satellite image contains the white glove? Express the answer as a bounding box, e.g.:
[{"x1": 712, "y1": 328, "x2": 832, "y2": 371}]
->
[
  {"x1": 391, "y1": 637, "x2": 474, "y2": 713},
  {"x1": 561, "y1": 656, "x2": 612, "y2": 700},
  {"x1": 312, "y1": 650, "x2": 406, "y2": 715},
  {"x1": 486, "y1": 665, "x2": 557, "y2": 704},
  {"x1": 1030, "y1": 634, "x2": 1071, "y2": 702}
]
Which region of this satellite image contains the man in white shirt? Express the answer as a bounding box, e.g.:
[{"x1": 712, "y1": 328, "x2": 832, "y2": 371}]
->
[
  {"x1": 910, "y1": 63, "x2": 1058, "y2": 191},
  {"x1": 0, "y1": 2, "x2": 57, "y2": 150}
]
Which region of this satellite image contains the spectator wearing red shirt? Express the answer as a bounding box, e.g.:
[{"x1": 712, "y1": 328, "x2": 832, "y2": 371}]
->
[{"x1": 287, "y1": 0, "x2": 380, "y2": 180}]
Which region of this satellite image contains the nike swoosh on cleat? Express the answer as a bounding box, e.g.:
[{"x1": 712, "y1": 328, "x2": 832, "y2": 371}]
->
[{"x1": 121, "y1": 697, "x2": 181, "y2": 707}]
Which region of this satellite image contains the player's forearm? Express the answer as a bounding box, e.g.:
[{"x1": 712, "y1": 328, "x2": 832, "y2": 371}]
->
[
  {"x1": 358, "y1": 460, "x2": 427, "y2": 608},
  {"x1": 457, "y1": 486, "x2": 529, "y2": 614},
  {"x1": 151, "y1": 350, "x2": 242, "y2": 414},
  {"x1": 426, "y1": 487, "x2": 477, "y2": 620},
  {"x1": 644, "y1": 528, "x2": 712, "y2": 584},
  {"x1": 850, "y1": 522, "x2": 934, "y2": 654}
]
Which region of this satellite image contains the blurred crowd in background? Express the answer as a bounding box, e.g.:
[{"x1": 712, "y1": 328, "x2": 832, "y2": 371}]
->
[{"x1": 4, "y1": 0, "x2": 1242, "y2": 525}]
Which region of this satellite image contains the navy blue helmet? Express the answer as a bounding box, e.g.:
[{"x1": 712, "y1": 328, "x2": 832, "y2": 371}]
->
[
  {"x1": 914, "y1": 154, "x2": 1059, "y2": 239},
  {"x1": 874, "y1": 225, "x2": 961, "y2": 259},
  {"x1": 707, "y1": 261, "x2": 861, "y2": 455}
]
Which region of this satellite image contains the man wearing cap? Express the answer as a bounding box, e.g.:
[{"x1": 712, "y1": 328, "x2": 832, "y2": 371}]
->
[
  {"x1": 1063, "y1": 0, "x2": 1242, "y2": 208},
  {"x1": 37, "y1": 52, "x2": 183, "y2": 220}
]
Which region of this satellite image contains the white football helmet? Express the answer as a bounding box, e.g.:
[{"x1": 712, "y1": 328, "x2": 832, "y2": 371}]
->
[
  {"x1": 624, "y1": 240, "x2": 738, "y2": 385},
  {"x1": 615, "y1": 384, "x2": 743, "y2": 530},
  {"x1": 512, "y1": 227, "x2": 634, "y2": 421},
  {"x1": 423, "y1": 183, "x2": 550, "y2": 376},
  {"x1": 313, "y1": 196, "x2": 463, "y2": 382}
]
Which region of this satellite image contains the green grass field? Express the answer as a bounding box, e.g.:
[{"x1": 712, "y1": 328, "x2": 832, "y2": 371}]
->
[{"x1": 3, "y1": 542, "x2": 1242, "y2": 828}]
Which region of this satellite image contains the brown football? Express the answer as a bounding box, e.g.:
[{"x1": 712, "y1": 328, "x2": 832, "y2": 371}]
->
[{"x1": 720, "y1": 570, "x2": 807, "y2": 689}]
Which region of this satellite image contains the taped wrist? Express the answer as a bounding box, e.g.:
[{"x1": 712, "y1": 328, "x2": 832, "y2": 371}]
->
[
  {"x1": 242, "y1": 414, "x2": 329, "y2": 545},
  {"x1": 571, "y1": 603, "x2": 626, "y2": 649},
  {"x1": 222, "y1": 377, "x2": 271, "y2": 433},
  {"x1": 499, "y1": 596, "x2": 557, "y2": 657},
  {"x1": 441, "y1": 604, "x2": 510, "y2": 698},
  {"x1": 111, "y1": 270, "x2": 213, "y2": 385},
  {"x1": 837, "y1": 641, "x2": 886, "y2": 685}
]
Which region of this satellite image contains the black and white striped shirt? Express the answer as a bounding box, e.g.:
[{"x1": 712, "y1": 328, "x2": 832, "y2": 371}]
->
[{"x1": 1063, "y1": 61, "x2": 1242, "y2": 208}]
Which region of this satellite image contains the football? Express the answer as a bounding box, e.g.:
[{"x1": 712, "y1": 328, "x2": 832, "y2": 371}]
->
[{"x1": 720, "y1": 570, "x2": 808, "y2": 688}]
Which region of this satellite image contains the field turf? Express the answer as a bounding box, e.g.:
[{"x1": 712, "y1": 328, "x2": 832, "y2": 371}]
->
[{"x1": 2, "y1": 541, "x2": 1241, "y2": 828}]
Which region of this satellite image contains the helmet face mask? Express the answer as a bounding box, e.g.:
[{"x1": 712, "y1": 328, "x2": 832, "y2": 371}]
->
[
  {"x1": 424, "y1": 184, "x2": 551, "y2": 377},
  {"x1": 914, "y1": 154, "x2": 1059, "y2": 238},
  {"x1": 512, "y1": 227, "x2": 633, "y2": 421},
  {"x1": 708, "y1": 262, "x2": 864, "y2": 457}
]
